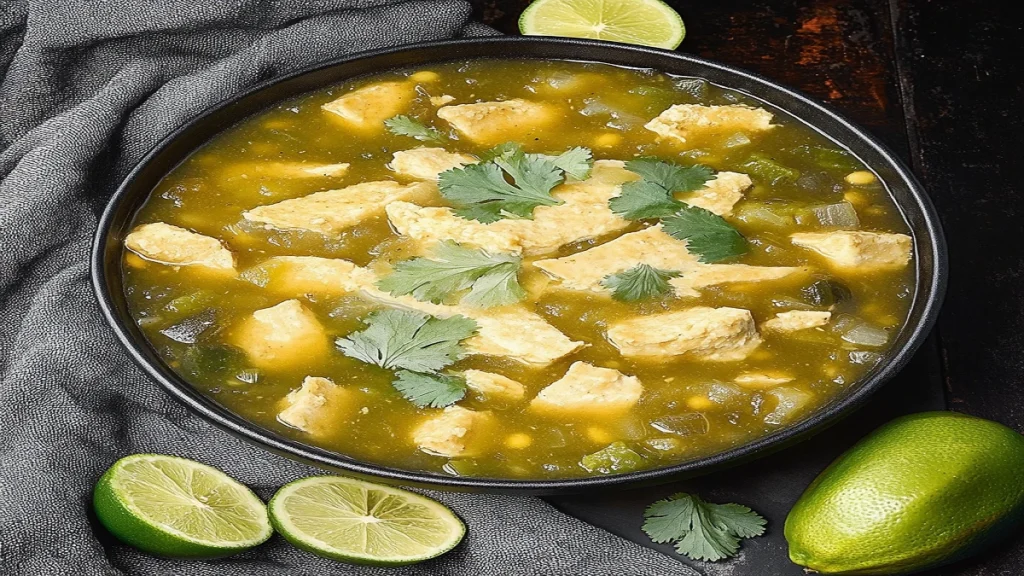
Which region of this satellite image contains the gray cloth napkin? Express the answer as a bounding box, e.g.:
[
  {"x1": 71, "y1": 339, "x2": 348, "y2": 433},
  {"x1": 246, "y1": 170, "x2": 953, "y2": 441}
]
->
[{"x1": 0, "y1": 1, "x2": 699, "y2": 574}]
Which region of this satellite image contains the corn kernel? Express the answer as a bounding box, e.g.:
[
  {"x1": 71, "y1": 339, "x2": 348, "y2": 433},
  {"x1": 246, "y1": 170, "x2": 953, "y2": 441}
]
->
[
  {"x1": 430, "y1": 94, "x2": 455, "y2": 107},
  {"x1": 686, "y1": 396, "x2": 714, "y2": 410},
  {"x1": 845, "y1": 171, "x2": 877, "y2": 186},
  {"x1": 409, "y1": 71, "x2": 440, "y2": 82},
  {"x1": 594, "y1": 133, "x2": 622, "y2": 148},
  {"x1": 587, "y1": 427, "x2": 613, "y2": 443},
  {"x1": 125, "y1": 252, "x2": 148, "y2": 269},
  {"x1": 505, "y1": 433, "x2": 532, "y2": 449},
  {"x1": 843, "y1": 190, "x2": 868, "y2": 206}
]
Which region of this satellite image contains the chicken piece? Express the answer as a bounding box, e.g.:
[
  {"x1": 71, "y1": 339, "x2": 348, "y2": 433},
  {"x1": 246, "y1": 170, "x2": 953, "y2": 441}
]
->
[
  {"x1": 124, "y1": 222, "x2": 235, "y2": 271},
  {"x1": 734, "y1": 372, "x2": 796, "y2": 389},
  {"x1": 277, "y1": 376, "x2": 349, "y2": 436},
  {"x1": 230, "y1": 300, "x2": 329, "y2": 370},
  {"x1": 790, "y1": 231, "x2": 912, "y2": 270},
  {"x1": 646, "y1": 104, "x2": 775, "y2": 144},
  {"x1": 607, "y1": 306, "x2": 762, "y2": 361},
  {"x1": 679, "y1": 172, "x2": 753, "y2": 216},
  {"x1": 530, "y1": 362, "x2": 643, "y2": 416},
  {"x1": 390, "y1": 148, "x2": 477, "y2": 181},
  {"x1": 762, "y1": 310, "x2": 832, "y2": 332},
  {"x1": 253, "y1": 256, "x2": 375, "y2": 295},
  {"x1": 669, "y1": 264, "x2": 808, "y2": 297},
  {"x1": 242, "y1": 181, "x2": 433, "y2": 236},
  {"x1": 437, "y1": 99, "x2": 558, "y2": 144},
  {"x1": 429, "y1": 94, "x2": 455, "y2": 106},
  {"x1": 386, "y1": 160, "x2": 635, "y2": 256},
  {"x1": 463, "y1": 370, "x2": 526, "y2": 401},
  {"x1": 322, "y1": 81, "x2": 414, "y2": 130},
  {"x1": 412, "y1": 406, "x2": 493, "y2": 457}
]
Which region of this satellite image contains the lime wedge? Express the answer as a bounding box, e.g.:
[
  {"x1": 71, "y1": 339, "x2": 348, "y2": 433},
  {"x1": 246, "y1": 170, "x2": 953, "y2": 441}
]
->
[
  {"x1": 268, "y1": 476, "x2": 465, "y2": 566},
  {"x1": 93, "y1": 454, "x2": 272, "y2": 558},
  {"x1": 520, "y1": 0, "x2": 686, "y2": 50}
]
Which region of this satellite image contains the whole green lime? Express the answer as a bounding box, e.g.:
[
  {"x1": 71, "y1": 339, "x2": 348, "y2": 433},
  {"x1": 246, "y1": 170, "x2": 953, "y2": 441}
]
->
[{"x1": 785, "y1": 412, "x2": 1024, "y2": 575}]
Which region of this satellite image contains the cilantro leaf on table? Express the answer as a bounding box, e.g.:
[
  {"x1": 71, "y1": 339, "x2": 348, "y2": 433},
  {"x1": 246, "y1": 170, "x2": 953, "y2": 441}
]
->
[
  {"x1": 662, "y1": 205, "x2": 748, "y2": 263},
  {"x1": 384, "y1": 115, "x2": 445, "y2": 143},
  {"x1": 642, "y1": 493, "x2": 766, "y2": 562},
  {"x1": 377, "y1": 241, "x2": 526, "y2": 308},
  {"x1": 335, "y1": 309, "x2": 477, "y2": 373},
  {"x1": 600, "y1": 264, "x2": 681, "y2": 302},
  {"x1": 625, "y1": 158, "x2": 714, "y2": 193},
  {"x1": 609, "y1": 180, "x2": 685, "y2": 220},
  {"x1": 439, "y1": 142, "x2": 593, "y2": 222},
  {"x1": 392, "y1": 370, "x2": 467, "y2": 408}
]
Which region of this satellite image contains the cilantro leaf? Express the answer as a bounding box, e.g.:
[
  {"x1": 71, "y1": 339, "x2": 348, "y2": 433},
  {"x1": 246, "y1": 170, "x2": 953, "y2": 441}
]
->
[
  {"x1": 642, "y1": 493, "x2": 767, "y2": 562},
  {"x1": 439, "y1": 162, "x2": 562, "y2": 221},
  {"x1": 544, "y1": 146, "x2": 593, "y2": 180},
  {"x1": 625, "y1": 158, "x2": 714, "y2": 192},
  {"x1": 384, "y1": 115, "x2": 445, "y2": 143},
  {"x1": 377, "y1": 241, "x2": 525, "y2": 307},
  {"x1": 392, "y1": 370, "x2": 467, "y2": 408},
  {"x1": 609, "y1": 180, "x2": 685, "y2": 220},
  {"x1": 662, "y1": 205, "x2": 748, "y2": 263},
  {"x1": 600, "y1": 264, "x2": 681, "y2": 302},
  {"x1": 335, "y1": 309, "x2": 477, "y2": 373}
]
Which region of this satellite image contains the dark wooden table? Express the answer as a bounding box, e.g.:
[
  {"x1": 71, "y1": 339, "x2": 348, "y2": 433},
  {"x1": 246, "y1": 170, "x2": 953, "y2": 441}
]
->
[{"x1": 470, "y1": 1, "x2": 1024, "y2": 574}]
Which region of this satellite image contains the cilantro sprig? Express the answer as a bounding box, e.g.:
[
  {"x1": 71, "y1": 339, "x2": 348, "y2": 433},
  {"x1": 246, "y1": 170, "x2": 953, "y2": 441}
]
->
[
  {"x1": 611, "y1": 158, "x2": 748, "y2": 263},
  {"x1": 642, "y1": 493, "x2": 767, "y2": 562},
  {"x1": 336, "y1": 310, "x2": 477, "y2": 408},
  {"x1": 438, "y1": 142, "x2": 593, "y2": 223},
  {"x1": 385, "y1": 115, "x2": 445, "y2": 143},
  {"x1": 377, "y1": 241, "x2": 526, "y2": 308},
  {"x1": 600, "y1": 264, "x2": 681, "y2": 302}
]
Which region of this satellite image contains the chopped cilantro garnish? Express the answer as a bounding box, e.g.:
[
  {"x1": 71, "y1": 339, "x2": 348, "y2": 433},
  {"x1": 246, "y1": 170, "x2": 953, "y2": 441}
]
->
[
  {"x1": 625, "y1": 158, "x2": 715, "y2": 192},
  {"x1": 335, "y1": 309, "x2": 476, "y2": 373},
  {"x1": 438, "y1": 142, "x2": 593, "y2": 222},
  {"x1": 609, "y1": 180, "x2": 684, "y2": 220},
  {"x1": 600, "y1": 264, "x2": 681, "y2": 302},
  {"x1": 377, "y1": 241, "x2": 526, "y2": 308},
  {"x1": 545, "y1": 146, "x2": 594, "y2": 180},
  {"x1": 642, "y1": 493, "x2": 767, "y2": 562},
  {"x1": 662, "y1": 205, "x2": 748, "y2": 263},
  {"x1": 392, "y1": 370, "x2": 467, "y2": 408},
  {"x1": 384, "y1": 115, "x2": 445, "y2": 143}
]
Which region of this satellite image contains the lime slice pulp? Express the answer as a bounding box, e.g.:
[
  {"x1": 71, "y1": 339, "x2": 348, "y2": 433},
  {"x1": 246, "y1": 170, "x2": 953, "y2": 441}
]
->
[
  {"x1": 519, "y1": 0, "x2": 686, "y2": 50},
  {"x1": 268, "y1": 476, "x2": 465, "y2": 566},
  {"x1": 93, "y1": 454, "x2": 272, "y2": 558}
]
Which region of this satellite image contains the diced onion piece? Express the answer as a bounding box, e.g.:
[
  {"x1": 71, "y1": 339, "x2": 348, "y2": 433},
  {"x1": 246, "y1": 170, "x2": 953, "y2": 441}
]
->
[
  {"x1": 736, "y1": 204, "x2": 793, "y2": 228},
  {"x1": 764, "y1": 387, "x2": 814, "y2": 425},
  {"x1": 650, "y1": 413, "x2": 709, "y2": 436},
  {"x1": 841, "y1": 323, "x2": 889, "y2": 347},
  {"x1": 724, "y1": 132, "x2": 752, "y2": 148},
  {"x1": 811, "y1": 201, "x2": 860, "y2": 229}
]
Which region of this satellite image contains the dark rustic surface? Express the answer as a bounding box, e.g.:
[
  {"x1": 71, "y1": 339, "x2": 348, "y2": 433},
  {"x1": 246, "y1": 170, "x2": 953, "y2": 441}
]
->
[{"x1": 469, "y1": 0, "x2": 1024, "y2": 574}]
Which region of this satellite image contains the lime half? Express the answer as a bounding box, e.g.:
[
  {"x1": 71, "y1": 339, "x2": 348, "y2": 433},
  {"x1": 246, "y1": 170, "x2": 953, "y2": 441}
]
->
[
  {"x1": 93, "y1": 454, "x2": 272, "y2": 558},
  {"x1": 269, "y1": 476, "x2": 465, "y2": 566},
  {"x1": 520, "y1": 0, "x2": 686, "y2": 50}
]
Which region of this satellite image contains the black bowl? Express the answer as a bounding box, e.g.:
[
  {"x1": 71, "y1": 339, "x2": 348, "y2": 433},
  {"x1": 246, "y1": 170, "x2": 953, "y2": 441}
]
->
[{"x1": 91, "y1": 37, "x2": 947, "y2": 494}]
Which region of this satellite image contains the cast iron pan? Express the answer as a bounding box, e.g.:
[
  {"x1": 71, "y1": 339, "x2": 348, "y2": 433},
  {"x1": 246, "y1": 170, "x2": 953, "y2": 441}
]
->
[{"x1": 91, "y1": 37, "x2": 947, "y2": 494}]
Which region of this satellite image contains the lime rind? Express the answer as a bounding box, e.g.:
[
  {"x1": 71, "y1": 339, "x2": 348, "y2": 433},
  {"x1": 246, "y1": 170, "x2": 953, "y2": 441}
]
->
[
  {"x1": 269, "y1": 476, "x2": 465, "y2": 566},
  {"x1": 520, "y1": 0, "x2": 686, "y2": 50}
]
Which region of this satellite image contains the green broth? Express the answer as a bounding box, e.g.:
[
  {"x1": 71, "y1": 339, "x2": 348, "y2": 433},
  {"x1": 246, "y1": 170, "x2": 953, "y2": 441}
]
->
[{"x1": 122, "y1": 59, "x2": 914, "y2": 479}]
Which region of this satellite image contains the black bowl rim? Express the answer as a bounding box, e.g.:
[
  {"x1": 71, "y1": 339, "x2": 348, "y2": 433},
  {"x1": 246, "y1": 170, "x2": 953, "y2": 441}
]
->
[{"x1": 91, "y1": 36, "x2": 948, "y2": 494}]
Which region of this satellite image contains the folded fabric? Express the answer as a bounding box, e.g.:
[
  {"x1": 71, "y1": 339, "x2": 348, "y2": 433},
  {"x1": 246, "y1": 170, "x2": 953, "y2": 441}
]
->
[{"x1": 0, "y1": 1, "x2": 697, "y2": 574}]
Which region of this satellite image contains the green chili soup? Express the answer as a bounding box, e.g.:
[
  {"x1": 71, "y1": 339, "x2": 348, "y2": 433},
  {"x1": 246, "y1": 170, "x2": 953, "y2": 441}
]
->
[{"x1": 121, "y1": 59, "x2": 915, "y2": 479}]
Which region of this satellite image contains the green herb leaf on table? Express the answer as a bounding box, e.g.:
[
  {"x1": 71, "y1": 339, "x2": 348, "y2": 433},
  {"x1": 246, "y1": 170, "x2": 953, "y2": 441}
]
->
[
  {"x1": 392, "y1": 370, "x2": 467, "y2": 408},
  {"x1": 335, "y1": 309, "x2": 477, "y2": 373},
  {"x1": 600, "y1": 264, "x2": 681, "y2": 302},
  {"x1": 377, "y1": 241, "x2": 526, "y2": 308},
  {"x1": 384, "y1": 115, "x2": 445, "y2": 143},
  {"x1": 625, "y1": 158, "x2": 715, "y2": 192},
  {"x1": 662, "y1": 205, "x2": 748, "y2": 263},
  {"x1": 609, "y1": 180, "x2": 685, "y2": 220},
  {"x1": 642, "y1": 493, "x2": 767, "y2": 562}
]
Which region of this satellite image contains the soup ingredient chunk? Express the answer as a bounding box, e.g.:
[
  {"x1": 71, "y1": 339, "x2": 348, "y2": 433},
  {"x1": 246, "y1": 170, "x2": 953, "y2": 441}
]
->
[
  {"x1": 530, "y1": 362, "x2": 643, "y2": 415},
  {"x1": 645, "y1": 104, "x2": 775, "y2": 145},
  {"x1": 684, "y1": 172, "x2": 754, "y2": 216},
  {"x1": 391, "y1": 148, "x2": 476, "y2": 180},
  {"x1": 607, "y1": 306, "x2": 761, "y2": 361},
  {"x1": 670, "y1": 264, "x2": 807, "y2": 297},
  {"x1": 580, "y1": 441, "x2": 645, "y2": 474},
  {"x1": 463, "y1": 370, "x2": 526, "y2": 401},
  {"x1": 230, "y1": 299, "x2": 329, "y2": 369},
  {"x1": 735, "y1": 372, "x2": 795, "y2": 389},
  {"x1": 249, "y1": 256, "x2": 370, "y2": 295},
  {"x1": 125, "y1": 222, "x2": 235, "y2": 271},
  {"x1": 790, "y1": 230, "x2": 912, "y2": 270},
  {"x1": 242, "y1": 181, "x2": 433, "y2": 236},
  {"x1": 762, "y1": 310, "x2": 832, "y2": 332},
  {"x1": 277, "y1": 376, "x2": 349, "y2": 436},
  {"x1": 436, "y1": 99, "x2": 557, "y2": 144},
  {"x1": 322, "y1": 81, "x2": 415, "y2": 130},
  {"x1": 413, "y1": 406, "x2": 493, "y2": 457}
]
